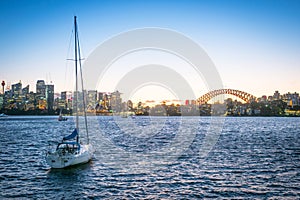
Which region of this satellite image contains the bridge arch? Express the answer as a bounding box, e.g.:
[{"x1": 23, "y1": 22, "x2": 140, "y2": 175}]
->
[{"x1": 197, "y1": 89, "x2": 256, "y2": 104}]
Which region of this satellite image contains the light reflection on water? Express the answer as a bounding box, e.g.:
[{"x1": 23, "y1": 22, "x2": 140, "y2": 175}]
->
[{"x1": 0, "y1": 116, "x2": 299, "y2": 198}]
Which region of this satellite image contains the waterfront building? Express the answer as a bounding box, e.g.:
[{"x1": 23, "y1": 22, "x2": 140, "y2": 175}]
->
[
  {"x1": 55, "y1": 98, "x2": 64, "y2": 110},
  {"x1": 127, "y1": 100, "x2": 133, "y2": 110},
  {"x1": 57, "y1": 91, "x2": 73, "y2": 110},
  {"x1": 97, "y1": 92, "x2": 107, "y2": 109},
  {"x1": 268, "y1": 96, "x2": 273, "y2": 101},
  {"x1": 24, "y1": 92, "x2": 36, "y2": 111},
  {"x1": 282, "y1": 92, "x2": 299, "y2": 107},
  {"x1": 273, "y1": 91, "x2": 280, "y2": 100},
  {"x1": 190, "y1": 100, "x2": 197, "y2": 105},
  {"x1": 185, "y1": 100, "x2": 190, "y2": 105},
  {"x1": 260, "y1": 95, "x2": 267, "y2": 102},
  {"x1": 54, "y1": 91, "x2": 67, "y2": 110},
  {"x1": 38, "y1": 99, "x2": 47, "y2": 110},
  {"x1": 26, "y1": 92, "x2": 36, "y2": 107},
  {"x1": 67, "y1": 98, "x2": 73, "y2": 110},
  {"x1": 98, "y1": 92, "x2": 110, "y2": 109}
]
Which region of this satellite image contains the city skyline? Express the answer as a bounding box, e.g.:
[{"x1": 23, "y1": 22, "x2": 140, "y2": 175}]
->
[
  {"x1": 0, "y1": 0, "x2": 299, "y2": 102},
  {"x1": 1, "y1": 78, "x2": 299, "y2": 104},
  {"x1": 1, "y1": 77, "x2": 300, "y2": 117}
]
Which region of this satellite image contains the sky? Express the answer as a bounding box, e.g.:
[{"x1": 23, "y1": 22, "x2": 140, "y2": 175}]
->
[{"x1": 0, "y1": 0, "x2": 299, "y2": 103}]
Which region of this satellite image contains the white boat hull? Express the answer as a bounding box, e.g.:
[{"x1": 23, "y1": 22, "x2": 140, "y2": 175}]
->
[{"x1": 46, "y1": 144, "x2": 93, "y2": 168}]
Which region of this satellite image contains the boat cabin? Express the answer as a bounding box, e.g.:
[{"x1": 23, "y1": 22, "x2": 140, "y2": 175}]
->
[{"x1": 56, "y1": 141, "x2": 80, "y2": 155}]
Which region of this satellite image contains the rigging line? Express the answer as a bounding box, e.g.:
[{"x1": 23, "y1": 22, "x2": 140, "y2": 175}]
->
[
  {"x1": 76, "y1": 20, "x2": 89, "y2": 144},
  {"x1": 75, "y1": 24, "x2": 86, "y2": 60},
  {"x1": 64, "y1": 27, "x2": 74, "y2": 91}
]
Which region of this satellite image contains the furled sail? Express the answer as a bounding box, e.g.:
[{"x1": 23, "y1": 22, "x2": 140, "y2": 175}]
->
[{"x1": 63, "y1": 129, "x2": 78, "y2": 141}]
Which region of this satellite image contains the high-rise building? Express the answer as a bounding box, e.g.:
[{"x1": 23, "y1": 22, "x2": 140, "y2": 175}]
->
[
  {"x1": 25, "y1": 92, "x2": 36, "y2": 111},
  {"x1": 22, "y1": 85, "x2": 29, "y2": 96},
  {"x1": 98, "y1": 92, "x2": 108, "y2": 109},
  {"x1": 12, "y1": 81, "x2": 22, "y2": 98},
  {"x1": 61, "y1": 91, "x2": 67, "y2": 101},
  {"x1": 46, "y1": 84, "x2": 54, "y2": 110},
  {"x1": 73, "y1": 91, "x2": 85, "y2": 112},
  {"x1": 110, "y1": 90, "x2": 122, "y2": 112},
  {"x1": 98, "y1": 92, "x2": 104, "y2": 101},
  {"x1": 36, "y1": 80, "x2": 46, "y2": 98},
  {"x1": 87, "y1": 90, "x2": 97, "y2": 109}
]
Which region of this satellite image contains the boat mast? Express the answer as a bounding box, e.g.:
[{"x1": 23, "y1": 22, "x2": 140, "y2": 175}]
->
[
  {"x1": 77, "y1": 36, "x2": 90, "y2": 145},
  {"x1": 74, "y1": 16, "x2": 79, "y2": 143}
]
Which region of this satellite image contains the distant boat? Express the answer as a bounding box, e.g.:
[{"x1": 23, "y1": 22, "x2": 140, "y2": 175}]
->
[
  {"x1": 58, "y1": 115, "x2": 68, "y2": 121},
  {"x1": 120, "y1": 111, "x2": 128, "y2": 118},
  {"x1": 58, "y1": 110, "x2": 68, "y2": 121},
  {"x1": 120, "y1": 111, "x2": 135, "y2": 118},
  {"x1": 46, "y1": 16, "x2": 93, "y2": 168},
  {"x1": 130, "y1": 114, "x2": 136, "y2": 119},
  {"x1": 0, "y1": 113, "x2": 8, "y2": 117}
]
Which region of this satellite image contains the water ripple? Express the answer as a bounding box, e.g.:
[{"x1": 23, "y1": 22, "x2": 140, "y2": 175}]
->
[{"x1": 0, "y1": 116, "x2": 299, "y2": 198}]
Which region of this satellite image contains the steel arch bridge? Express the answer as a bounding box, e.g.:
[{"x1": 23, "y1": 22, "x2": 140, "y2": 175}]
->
[{"x1": 197, "y1": 89, "x2": 256, "y2": 104}]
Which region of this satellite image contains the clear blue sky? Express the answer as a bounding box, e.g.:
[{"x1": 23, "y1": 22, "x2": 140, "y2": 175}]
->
[{"x1": 0, "y1": 0, "x2": 299, "y2": 99}]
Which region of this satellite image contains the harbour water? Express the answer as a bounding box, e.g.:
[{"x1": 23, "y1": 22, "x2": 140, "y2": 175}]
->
[{"x1": 0, "y1": 116, "x2": 299, "y2": 199}]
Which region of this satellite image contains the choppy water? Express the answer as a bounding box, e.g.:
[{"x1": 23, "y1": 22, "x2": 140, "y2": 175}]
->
[{"x1": 0, "y1": 116, "x2": 299, "y2": 199}]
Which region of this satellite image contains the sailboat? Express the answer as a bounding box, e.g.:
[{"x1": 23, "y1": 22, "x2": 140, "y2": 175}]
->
[
  {"x1": 46, "y1": 16, "x2": 93, "y2": 168},
  {"x1": 58, "y1": 109, "x2": 68, "y2": 121}
]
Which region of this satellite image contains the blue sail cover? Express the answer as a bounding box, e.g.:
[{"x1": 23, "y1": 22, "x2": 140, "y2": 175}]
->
[{"x1": 63, "y1": 128, "x2": 78, "y2": 141}]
